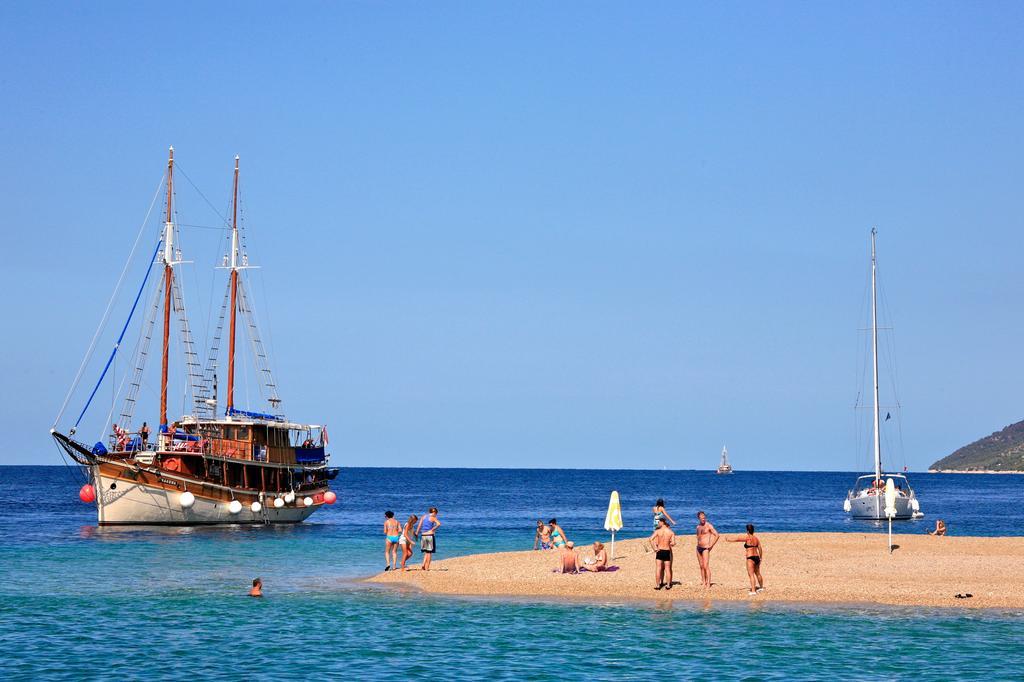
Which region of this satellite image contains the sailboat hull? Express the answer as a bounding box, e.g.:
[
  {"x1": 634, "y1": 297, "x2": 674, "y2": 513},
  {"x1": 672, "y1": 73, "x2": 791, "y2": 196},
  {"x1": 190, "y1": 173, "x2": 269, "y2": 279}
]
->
[
  {"x1": 847, "y1": 494, "x2": 915, "y2": 521},
  {"x1": 92, "y1": 468, "x2": 320, "y2": 525}
]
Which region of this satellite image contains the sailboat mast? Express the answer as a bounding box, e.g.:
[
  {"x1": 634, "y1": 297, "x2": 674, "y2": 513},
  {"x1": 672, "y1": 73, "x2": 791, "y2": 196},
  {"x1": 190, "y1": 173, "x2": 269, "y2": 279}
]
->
[
  {"x1": 159, "y1": 146, "x2": 175, "y2": 433},
  {"x1": 226, "y1": 156, "x2": 240, "y2": 414},
  {"x1": 870, "y1": 228, "x2": 882, "y2": 482}
]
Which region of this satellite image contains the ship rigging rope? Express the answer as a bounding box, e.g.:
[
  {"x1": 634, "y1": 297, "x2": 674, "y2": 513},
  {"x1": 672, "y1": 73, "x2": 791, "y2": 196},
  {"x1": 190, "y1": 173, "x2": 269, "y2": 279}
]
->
[
  {"x1": 72, "y1": 238, "x2": 163, "y2": 429},
  {"x1": 52, "y1": 175, "x2": 165, "y2": 429},
  {"x1": 175, "y1": 163, "x2": 232, "y2": 229}
]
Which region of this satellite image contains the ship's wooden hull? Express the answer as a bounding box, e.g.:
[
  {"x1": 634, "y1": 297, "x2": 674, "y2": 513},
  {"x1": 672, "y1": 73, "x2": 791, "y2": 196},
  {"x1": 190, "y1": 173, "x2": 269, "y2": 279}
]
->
[{"x1": 90, "y1": 461, "x2": 324, "y2": 525}]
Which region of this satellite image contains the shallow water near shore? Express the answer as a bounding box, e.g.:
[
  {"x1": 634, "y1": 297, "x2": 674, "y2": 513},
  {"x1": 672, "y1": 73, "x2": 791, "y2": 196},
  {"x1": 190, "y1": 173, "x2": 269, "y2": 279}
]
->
[{"x1": 2, "y1": 466, "x2": 1022, "y2": 680}]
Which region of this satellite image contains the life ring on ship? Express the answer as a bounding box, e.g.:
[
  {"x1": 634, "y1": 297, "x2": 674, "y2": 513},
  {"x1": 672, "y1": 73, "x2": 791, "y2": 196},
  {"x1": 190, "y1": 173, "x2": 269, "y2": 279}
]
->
[{"x1": 163, "y1": 457, "x2": 181, "y2": 472}]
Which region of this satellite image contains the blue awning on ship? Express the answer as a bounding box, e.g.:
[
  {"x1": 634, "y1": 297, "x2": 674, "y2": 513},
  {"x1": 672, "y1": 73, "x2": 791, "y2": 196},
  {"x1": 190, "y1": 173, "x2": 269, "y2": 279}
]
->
[
  {"x1": 296, "y1": 447, "x2": 326, "y2": 463},
  {"x1": 226, "y1": 407, "x2": 284, "y2": 422}
]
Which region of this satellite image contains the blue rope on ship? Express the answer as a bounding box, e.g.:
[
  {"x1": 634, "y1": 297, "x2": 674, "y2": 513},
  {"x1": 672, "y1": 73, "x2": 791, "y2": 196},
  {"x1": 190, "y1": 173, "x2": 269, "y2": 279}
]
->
[{"x1": 74, "y1": 239, "x2": 163, "y2": 429}]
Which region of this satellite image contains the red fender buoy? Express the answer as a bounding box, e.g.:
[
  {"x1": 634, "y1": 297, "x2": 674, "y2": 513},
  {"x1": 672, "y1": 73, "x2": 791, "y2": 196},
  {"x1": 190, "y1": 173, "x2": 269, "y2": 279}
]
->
[
  {"x1": 79, "y1": 483, "x2": 96, "y2": 504},
  {"x1": 323, "y1": 490, "x2": 337, "y2": 505}
]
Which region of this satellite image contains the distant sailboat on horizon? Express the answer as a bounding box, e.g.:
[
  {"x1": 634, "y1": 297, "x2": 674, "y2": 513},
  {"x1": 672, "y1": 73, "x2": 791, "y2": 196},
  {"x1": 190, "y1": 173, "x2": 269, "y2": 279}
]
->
[{"x1": 716, "y1": 446, "x2": 733, "y2": 475}]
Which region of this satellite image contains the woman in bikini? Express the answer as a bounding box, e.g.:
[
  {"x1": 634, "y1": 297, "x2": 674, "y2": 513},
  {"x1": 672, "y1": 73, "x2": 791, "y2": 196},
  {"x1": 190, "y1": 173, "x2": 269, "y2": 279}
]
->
[
  {"x1": 548, "y1": 519, "x2": 569, "y2": 549},
  {"x1": 383, "y1": 511, "x2": 402, "y2": 571},
  {"x1": 399, "y1": 514, "x2": 419, "y2": 570},
  {"x1": 726, "y1": 523, "x2": 764, "y2": 594},
  {"x1": 652, "y1": 498, "x2": 675, "y2": 531}
]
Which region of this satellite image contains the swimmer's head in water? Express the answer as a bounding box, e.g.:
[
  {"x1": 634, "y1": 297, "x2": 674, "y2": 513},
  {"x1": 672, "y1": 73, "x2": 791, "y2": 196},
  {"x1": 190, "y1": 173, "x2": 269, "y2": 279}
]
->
[{"x1": 252, "y1": 577, "x2": 261, "y2": 587}]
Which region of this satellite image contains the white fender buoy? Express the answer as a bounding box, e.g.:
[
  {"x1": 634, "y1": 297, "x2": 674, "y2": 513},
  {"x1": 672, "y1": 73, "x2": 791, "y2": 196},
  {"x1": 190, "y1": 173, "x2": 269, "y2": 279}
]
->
[
  {"x1": 843, "y1": 499, "x2": 852, "y2": 513},
  {"x1": 250, "y1": 501, "x2": 262, "y2": 513},
  {"x1": 228, "y1": 499, "x2": 243, "y2": 515},
  {"x1": 303, "y1": 496, "x2": 313, "y2": 507},
  {"x1": 274, "y1": 497, "x2": 285, "y2": 509},
  {"x1": 284, "y1": 491, "x2": 296, "y2": 504},
  {"x1": 180, "y1": 491, "x2": 196, "y2": 509}
]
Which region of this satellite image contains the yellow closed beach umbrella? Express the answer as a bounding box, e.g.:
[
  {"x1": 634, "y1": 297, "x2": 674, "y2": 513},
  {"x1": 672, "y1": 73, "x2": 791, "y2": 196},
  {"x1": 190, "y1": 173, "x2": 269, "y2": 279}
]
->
[{"x1": 604, "y1": 490, "x2": 623, "y2": 560}]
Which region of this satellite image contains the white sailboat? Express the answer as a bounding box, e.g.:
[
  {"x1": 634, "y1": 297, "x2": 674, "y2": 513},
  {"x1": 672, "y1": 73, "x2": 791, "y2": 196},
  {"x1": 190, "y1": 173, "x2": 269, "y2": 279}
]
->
[
  {"x1": 716, "y1": 446, "x2": 733, "y2": 474},
  {"x1": 844, "y1": 229, "x2": 921, "y2": 520}
]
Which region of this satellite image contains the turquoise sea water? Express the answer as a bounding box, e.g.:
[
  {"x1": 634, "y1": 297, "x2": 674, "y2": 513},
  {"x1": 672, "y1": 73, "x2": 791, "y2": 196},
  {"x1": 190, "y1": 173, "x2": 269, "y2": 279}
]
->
[{"x1": 2, "y1": 467, "x2": 1022, "y2": 680}]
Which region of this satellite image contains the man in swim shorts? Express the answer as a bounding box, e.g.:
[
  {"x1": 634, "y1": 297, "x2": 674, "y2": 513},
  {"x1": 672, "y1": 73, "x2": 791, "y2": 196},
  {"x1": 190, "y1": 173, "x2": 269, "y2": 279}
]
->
[
  {"x1": 695, "y1": 510, "x2": 719, "y2": 588},
  {"x1": 417, "y1": 507, "x2": 442, "y2": 571},
  {"x1": 649, "y1": 517, "x2": 676, "y2": 589}
]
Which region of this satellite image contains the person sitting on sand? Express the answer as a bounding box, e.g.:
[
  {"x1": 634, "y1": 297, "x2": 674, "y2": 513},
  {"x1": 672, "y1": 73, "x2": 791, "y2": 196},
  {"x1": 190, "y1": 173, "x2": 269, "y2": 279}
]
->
[
  {"x1": 557, "y1": 541, "x2": 581, "y2": 574},
  {"x1": 695, "y1": 510, "x2": 719, "y2": 588},
  {"x1": 399, "y1": 514, "x2": 419, "y2": 571},
  {"x1": 383, "y1": 511, "x2": 401, "y2": 571},
  {"x1": 928, "y1": 519, "x2": 947, "y2": 536},
  {"x1": 652, "y1": 498, "x2": 675, "y2": 531},
  {"x1": 249, "y1": 577, "x2": 263, "y2": 597},
  {"x1": 548, "y1": 518, "x2": 569, "y2": 549},
  {"x1": 649, "y1": 517, "x2": 676, "y2": 590},
  {"x1": 726, "y1": 523, "x2": 764, "y2": 595},
  {"x1": 583, "y1": 541, "x2": 608, "y2": 572}
]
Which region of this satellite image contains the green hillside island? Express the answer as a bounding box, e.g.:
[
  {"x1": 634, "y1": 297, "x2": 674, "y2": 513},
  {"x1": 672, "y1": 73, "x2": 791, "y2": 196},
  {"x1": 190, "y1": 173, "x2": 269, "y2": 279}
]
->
[{"x1": 930, "y1": 420, "x2": 1024, "y2": 472}]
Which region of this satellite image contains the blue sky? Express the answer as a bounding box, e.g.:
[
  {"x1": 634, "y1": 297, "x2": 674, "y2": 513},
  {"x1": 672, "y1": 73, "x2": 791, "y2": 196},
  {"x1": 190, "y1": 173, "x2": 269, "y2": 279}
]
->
[{"x1": 1, "y1": 3, "x2": 1022, "y2": 469}]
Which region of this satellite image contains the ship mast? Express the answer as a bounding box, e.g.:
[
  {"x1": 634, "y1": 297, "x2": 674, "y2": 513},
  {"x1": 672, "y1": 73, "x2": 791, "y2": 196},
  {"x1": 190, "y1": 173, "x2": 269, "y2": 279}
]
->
[
  {"x1": 870, "y1": 228, "x2": 882, "y2": 483},
  {"x1": 159, "y1": 146, "x2": 175, "y2": 437},
  {"x1": 226, "y1": 156, "x2": 240, "y2": 414}
]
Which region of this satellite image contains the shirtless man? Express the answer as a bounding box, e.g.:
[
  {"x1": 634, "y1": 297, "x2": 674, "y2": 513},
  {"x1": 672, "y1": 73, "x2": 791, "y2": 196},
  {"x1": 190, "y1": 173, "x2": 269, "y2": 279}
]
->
[
  {"x1": 249, "y1": 577, "x2": 263, "y2": 597},
  {"x1": 695, "y1": 510, "x2": 719, "y2": 588},
  {"x1": 649, "y1": 517, "x2": 676, "y2": 589},
  {"x1": 557, "y1": 541, "x2": 581, "y2": 574},
  {"x1": 534, "y1": 520, "x2": 552, "y2": 550}
]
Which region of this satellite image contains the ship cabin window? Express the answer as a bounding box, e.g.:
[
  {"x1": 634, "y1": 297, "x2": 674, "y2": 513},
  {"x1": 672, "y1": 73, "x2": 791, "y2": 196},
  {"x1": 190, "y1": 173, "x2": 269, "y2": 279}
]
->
[
  {"x1": 219, "y1": 425, "x2": 251, "y2": 442},
  {"x1": 268, "y1": 428, "x2": 289, "y2": 448}
]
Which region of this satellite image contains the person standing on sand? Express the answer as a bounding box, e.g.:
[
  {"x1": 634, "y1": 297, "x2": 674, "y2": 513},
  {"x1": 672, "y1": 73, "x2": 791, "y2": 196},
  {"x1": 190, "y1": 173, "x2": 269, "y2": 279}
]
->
[
  {"x1": 726, "y1": 523, "x2": 764, "y2": 595},
  {"x1": 557, "y1": 541, "x2": 581, "y2": 574},
  {"x1": 383, "y1": 511, "x2": 402, "y2": 571},
  {"x1": 653, "y1": 498, "x2": 677, "y2": 577},
  {"x1": 695, "y1": 510, "x2": 719, "y2": 588},
  {"x1": 534, "y1": 520, "x2": 549, "y2": 550},
  {"x1": 399, "y1": 514, "x2": 419, "y2": 571},
  {"x1": 652, "y1": 498, "x2": 675, "y2": 530},
  {"x1": 417, "y1": 507, "x2": 442, "y2": 571},
  {"x1": 548, "y1": 519, "x2": 569, "y2": 549},
  {"x1": 649, "y1": 517, "x2": 676, "y2": 589}
]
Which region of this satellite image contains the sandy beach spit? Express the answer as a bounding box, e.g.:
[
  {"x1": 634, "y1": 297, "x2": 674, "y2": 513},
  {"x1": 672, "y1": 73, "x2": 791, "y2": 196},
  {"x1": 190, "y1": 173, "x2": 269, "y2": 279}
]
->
[{"x1": 367, "y1": 533, "x2": 1024, "y2": 609}]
